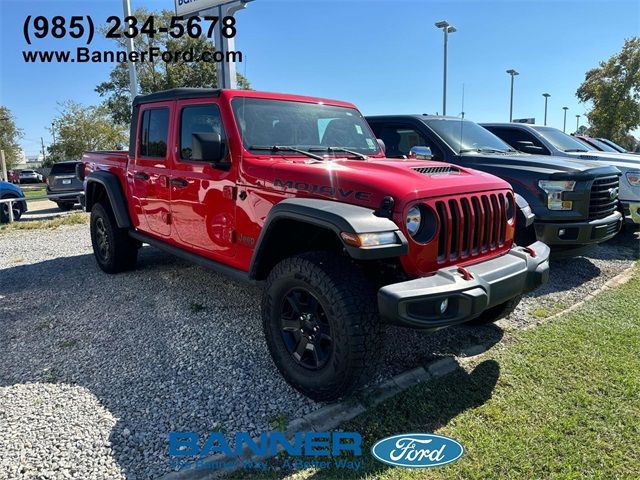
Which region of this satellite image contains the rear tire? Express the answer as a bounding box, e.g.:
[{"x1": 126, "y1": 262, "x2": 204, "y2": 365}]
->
[
  {"x1": 90, "y1": 202, "x2": 138, "y2": 273},
  {"x1": 262, "y1": 252, "x2": 382, "y2": 401},
  {"x1": 469, "y1": 295, "x2": 522, "y2": 325}
]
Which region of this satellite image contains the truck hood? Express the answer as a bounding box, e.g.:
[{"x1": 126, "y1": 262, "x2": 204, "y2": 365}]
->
[
  {"x1": 251, "y1": 156, "x2": 511, "y2": 209},
  {"x1": 461, "y1": 151, "x2": 621, "y2": 177},
  {"x1": 560, "y1": 151, "x2": 640, "y2": 171}
]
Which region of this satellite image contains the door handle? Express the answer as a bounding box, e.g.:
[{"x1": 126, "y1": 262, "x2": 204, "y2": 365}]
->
[
  {"x1": 170, "y1": 178, "x2": 189, "y2": 188},
  {"x1": 134, "y1": 171, "x2": 149, "y2": 180}
]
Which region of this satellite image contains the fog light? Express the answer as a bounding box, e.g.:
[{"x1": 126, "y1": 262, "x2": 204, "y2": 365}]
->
[{"x1": 439, "y1": 298, "x2": 449, "y2": 314}]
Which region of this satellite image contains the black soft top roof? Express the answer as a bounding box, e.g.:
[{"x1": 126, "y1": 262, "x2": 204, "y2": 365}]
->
[{"x1": 132, "y1": 88, "x2": 222, "y2": 107}]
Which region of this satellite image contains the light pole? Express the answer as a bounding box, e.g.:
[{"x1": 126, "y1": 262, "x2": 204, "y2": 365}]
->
[
  {"x1": 435, "y1": 20, "x2": 456, "y2": 116},
  {"x1": 51, "y1": 122, "x2": 56, "y2": 147},
  {"x1": 542, "y1": 93, "x2": 551, "y2": 125},
  {"x1": 506, "y1": 69, "x2": 519, "y2": 122},
  {"x1": 562, "y1": 106, "x2": 569, "y2": 132},
  {"x1": 575, "y1": 114, "x2": 580, "y2": 133}
]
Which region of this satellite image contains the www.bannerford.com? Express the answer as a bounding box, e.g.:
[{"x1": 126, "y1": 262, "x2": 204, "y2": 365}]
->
[{"x1": 22, "y1": 47, "x2": 242, "y2": 63}]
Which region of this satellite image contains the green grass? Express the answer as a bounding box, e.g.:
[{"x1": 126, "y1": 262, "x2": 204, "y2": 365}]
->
[
  {"x1": 226, "y1": 263, "x2": 640, "y2": 479},
  {"x1": 0, "y1": 212, "x2": 87, "y2": 232},
  {"x1": 22, "y1": 187, "x2": 47, "y2": 199}
]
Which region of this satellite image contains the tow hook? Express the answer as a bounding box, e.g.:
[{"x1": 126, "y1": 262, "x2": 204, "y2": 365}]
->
[
  {"x1": 523, "y1": 246, "x2": 537, "y2": 257},
  {"x1": 457, "y1": 266, "x2": 473, "y2": 281}
]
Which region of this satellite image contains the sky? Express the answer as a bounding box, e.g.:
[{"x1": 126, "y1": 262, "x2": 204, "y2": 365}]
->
[{"x1": 0, "y1": 0, "x2": 638, "y2": 157}]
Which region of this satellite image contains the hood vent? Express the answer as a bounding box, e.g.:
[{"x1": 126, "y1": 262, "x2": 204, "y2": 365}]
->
[{"x1": 412, "y1": 165, "x2": 459, "y2": 175}]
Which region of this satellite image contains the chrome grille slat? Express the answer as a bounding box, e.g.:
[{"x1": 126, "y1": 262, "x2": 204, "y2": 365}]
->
[{"x1": 589, "y1": 175, "x2": 619, "y2": 220}]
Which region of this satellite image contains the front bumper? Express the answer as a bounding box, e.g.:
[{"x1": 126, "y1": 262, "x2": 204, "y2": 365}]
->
[
  {"x1": 622, "y1": 201, "x2": 640, "y2": 224},
  {"x1": 533, "y1": 211, "x2": 622, "y2": 245},
  {"x1": 378, "y1": 241, "x2": 550, "y2": 330}
]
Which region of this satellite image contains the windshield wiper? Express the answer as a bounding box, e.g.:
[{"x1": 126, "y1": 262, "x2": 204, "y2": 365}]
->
[
  {"x1": 459, "y1": 147, "x2": 508, "y2": 154},
  {"x1": 309, "y1": 146, "x2": 368, "y2": 160},
  {"x1": 563, "y1": 148, "x2": 589, "y2": 153},
  {"x1": 249, "y1": 145, "x2": 325, "y2": 161}
]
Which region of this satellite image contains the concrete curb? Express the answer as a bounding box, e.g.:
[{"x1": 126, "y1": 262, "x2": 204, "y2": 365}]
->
[{"x1": 159, "y1": 263, "x2": 637, "y2": 480}]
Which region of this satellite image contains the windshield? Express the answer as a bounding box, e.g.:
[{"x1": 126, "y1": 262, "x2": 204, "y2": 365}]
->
[
  {"x1": 422, "y1": 118, "x2": 513, "y2": 154},
  {"x1": 532, "y1": 126, "x2": 590, "y2": 152},
  {"x1": 231, "y1": 98, "x2": 380, "y2": 156},
  {"x1": 586, "y1": 138, "x2": 619, "y2": 153}
]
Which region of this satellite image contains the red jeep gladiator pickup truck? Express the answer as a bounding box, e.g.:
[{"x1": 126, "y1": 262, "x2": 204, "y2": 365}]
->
[{"x1": 80, "y1": 88, "x2": 550, "y2": 400}]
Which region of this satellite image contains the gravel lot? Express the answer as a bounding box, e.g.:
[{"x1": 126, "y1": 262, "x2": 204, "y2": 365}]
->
[{"x1": 1, "y1": 220, "x2": 638, "y2": 479}]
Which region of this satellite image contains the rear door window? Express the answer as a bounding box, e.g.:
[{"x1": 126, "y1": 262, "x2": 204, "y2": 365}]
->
[{"x1": 140, "y1": 108, "x2": 169, "y2": 158}]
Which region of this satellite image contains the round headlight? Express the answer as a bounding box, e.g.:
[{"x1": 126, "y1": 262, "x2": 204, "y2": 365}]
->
[{"x1": 406, "y1": 206, "x2": 422, "y2": 236}]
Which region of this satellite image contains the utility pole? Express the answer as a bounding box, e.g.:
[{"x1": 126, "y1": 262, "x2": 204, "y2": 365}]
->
[
  {"x1": 542, "y1": 93, "x2": 550, "y2": 125},
  {"x1": 506, "y1": 69, "x2": 519, "y2": 122},
  {"x1": 1, "y1": 150, "x2": 8, "y2": 182},
  {"x1": 51, "y1": 122, "x2": 56, "y2": 147},
  {"x1": 40, "y1": 137, "x2": 46, "y2": 163},
  {"x1": 435, "y1": 21, "x2": 457, "y2": 116},
  {"x1": 122, "y1": 0, "x2": 138, "y2": 99},
  {"x1": 562, "y1": 106, "x2": 569, "y2": 132}
]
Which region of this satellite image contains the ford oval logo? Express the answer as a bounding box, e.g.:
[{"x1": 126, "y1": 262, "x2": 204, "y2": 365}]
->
[{"x1": 371, "y1": 433, "x2": 464, "y2": 468}]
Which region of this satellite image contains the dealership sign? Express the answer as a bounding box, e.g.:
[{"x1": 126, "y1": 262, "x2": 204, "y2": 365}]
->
[
  {"x1": 371, "y1": 433, "x2": 464, "y2": 468},
  {"x1": 175, "y1": 0, "x2": 231, "y2": 16}
]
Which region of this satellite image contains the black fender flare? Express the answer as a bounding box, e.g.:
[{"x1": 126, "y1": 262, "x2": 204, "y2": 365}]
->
[
  {"x1": 249, "y1": 198, "x2": 408, "y2": 279},
  {"x1": 514, "y1": 193, "x2": 535, "y2": 228},
  {"x1": 85, "y1": 171, "x2": 132, "y2": 229}
]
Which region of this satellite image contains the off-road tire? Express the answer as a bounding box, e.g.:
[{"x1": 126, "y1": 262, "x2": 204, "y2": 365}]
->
[
  {"x1": 262, "y1": 252, "x2": 383, "y2": 401},
  {"x1": 469, "y1": 295, "x2": 522, "y2": 325},
  {"x1": 90, "y1": 202, "x2": 138, "y2": 273},
  {"x1": 56, "y1": 201, "x2": 74, "y2": 211}
]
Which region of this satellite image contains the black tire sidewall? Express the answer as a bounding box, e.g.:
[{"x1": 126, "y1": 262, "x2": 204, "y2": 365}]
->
[
  {"x1": 90, "y1": 203, "x2": 117, "y2": 271},
  {"x1": 265, "y1": 272, "x2": 350, "y2": 389}
]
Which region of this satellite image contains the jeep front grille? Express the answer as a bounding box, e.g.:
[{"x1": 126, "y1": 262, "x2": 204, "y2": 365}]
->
[
  {"x1": 413, "y1": 165, "x2": 459, "y2": 175},
  {"x1": 433, "y1": 192, "x2": 511, "y2": 262},
  {"x1": 589, "y1": 175, "x2": 619, "y2": 220}
]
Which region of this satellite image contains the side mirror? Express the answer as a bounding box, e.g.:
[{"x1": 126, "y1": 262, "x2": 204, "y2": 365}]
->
[
  {"x1": 409, "y1": 146, "x2": 433, "y2": 160},
  {"x1": 516, "y1": 141, "x2": 544, "y2": 154},
  {"x1": 191, "y1": 132, "x2": 230, "y2": 170},
  {"x1": 376, "y1": 138, "x2": 386, "y2": 154}
]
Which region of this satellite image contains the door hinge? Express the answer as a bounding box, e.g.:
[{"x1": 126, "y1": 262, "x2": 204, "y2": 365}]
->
[{"x1": 223, "y1": 186, "x2": 237, "y2": 200}]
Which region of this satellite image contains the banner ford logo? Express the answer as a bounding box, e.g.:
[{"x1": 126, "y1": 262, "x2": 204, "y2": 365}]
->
[{"x1": 371, "y1": 433, "x2": 464, "y2": 468}]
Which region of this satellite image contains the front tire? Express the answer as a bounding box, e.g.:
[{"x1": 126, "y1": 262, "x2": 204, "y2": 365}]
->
[
  {"x1": 0, "y1": 197, "x2": 22, "y2": 223},
  {"x1": 262, "y1": 252, "x2": 382, "y2": 401},
  {"x1": 90, "y1": 202, "x2": 138, "y2": 273}
]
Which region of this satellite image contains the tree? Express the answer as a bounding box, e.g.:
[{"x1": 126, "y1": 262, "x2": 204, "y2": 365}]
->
[
  {"x1": 96, "y1": 8, "x2": 250, "y2": 125},
  {"x1": 0, "y1": 106, "x2": 24, "y2": 170},
  {"x1": 46, "y1": 101, "x2": 128, "y2": 164},
  {"x1": 576, "y1": 37, "x2": 640, "y2": 143}
]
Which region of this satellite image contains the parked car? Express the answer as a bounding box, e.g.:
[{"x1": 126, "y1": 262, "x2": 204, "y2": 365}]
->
[
  {"x1": 46, "y1": 161, "x2": 83, "y2": 211},
  {"x1": 366, "y1": 115, "x2": 622, "y2": 250},
  {"x1": 596, "y1": 138, "x2": 635, "y2": 154},
  {"x1": 574, "y1": 135, "x2": 623, "y2": 153},
  {"x1": 19, "y1": 169, "x2": 41, "y2": 184},
  {"x1": 482, "y1": 123, "x2": 640, "y2": 225},
  {"x1": 80, "y1": 88, "x2": 550, "y2": 400},
  {"x1": 0, "y1": 180, "x2": 27, "y2": 222}
]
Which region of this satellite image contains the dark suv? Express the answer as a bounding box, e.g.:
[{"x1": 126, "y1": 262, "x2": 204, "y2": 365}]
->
[
  {"x1": 367, "y1": 115, "x2": 622, "y2": 251},
  {"x1": 46, "y1": 161, "x2": 83, "y2": 211}
]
